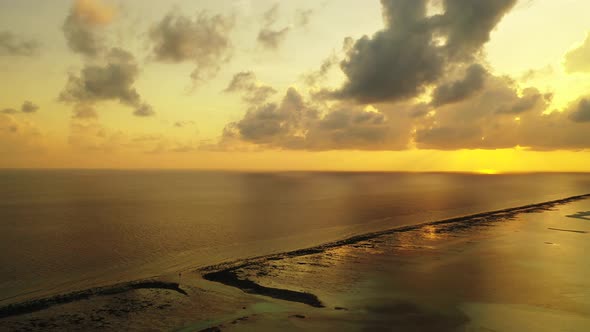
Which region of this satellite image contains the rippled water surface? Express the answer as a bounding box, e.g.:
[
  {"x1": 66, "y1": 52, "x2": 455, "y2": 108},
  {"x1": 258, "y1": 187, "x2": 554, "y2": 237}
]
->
[{"x1": 1, "y1": 170, "x2": 589, "y2": 303}]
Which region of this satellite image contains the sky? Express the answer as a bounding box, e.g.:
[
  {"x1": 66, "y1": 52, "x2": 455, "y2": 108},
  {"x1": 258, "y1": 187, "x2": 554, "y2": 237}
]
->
[{"x1": 1, "y1": 0, "x2": 590, "y2": 172}]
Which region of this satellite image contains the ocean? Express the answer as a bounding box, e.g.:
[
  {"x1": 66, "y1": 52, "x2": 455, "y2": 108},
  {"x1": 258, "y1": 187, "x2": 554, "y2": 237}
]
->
[{"x1": 1, "y1": 170, "x2": 589, "y2": 305}]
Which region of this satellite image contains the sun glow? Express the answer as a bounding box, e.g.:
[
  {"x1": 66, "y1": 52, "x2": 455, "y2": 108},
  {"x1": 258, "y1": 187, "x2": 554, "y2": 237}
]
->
[{"x1": 477, "y1": 169, "x2": 500, "y2": 175}]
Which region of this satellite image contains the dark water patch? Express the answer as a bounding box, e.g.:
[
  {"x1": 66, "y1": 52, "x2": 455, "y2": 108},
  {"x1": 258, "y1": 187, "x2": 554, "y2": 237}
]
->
[{"x1": 0, "y1": 280, "x2": 186, "y2": 319}]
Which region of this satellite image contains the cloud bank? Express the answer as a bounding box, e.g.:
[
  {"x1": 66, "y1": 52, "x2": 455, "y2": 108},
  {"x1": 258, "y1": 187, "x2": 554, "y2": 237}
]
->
[{"x1": 219, "y1": 0, "x2": 590, "y2": 152}]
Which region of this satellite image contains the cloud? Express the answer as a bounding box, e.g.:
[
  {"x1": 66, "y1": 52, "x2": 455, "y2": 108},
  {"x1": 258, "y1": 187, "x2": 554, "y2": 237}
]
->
[
  {"x1": 333, "y1": 0, "x2": 516, "y2": 103},
  {"x1": 68, "y1": 117, "x2": 198, "y2": 153},
  {"x1": 0, "y1": 30, "x2": 40, "y2": 56},
  {"x1": 304, "y1": 106, "x2": 410, "y2": 150},
  {"x1": 224, "y1": 88, "x2": 313, "y2": 146},
  {"x1": 431, "y1": 64, "x2": 488, "y2": 106},
  {"x1": 414, "y1": 74, "x2": 546, "y2": 150},
  {"x1": 21, "y1": 101, "x2": 39, "y2": 113},
  {"x1": 1, "y1": 108, "x2": 18, "y2": 114},
  {"x1": 149, "y1": 11, "x2": 234, "y2": 83},
  {"x1": 304, "y1": 38, "x2": 356, "y2": 87},
  {"x1": 433, "y1": 0, "x2": 518, "y2": 60},
  {"x1": 174, "y1": 121, "x2": 196, "y2": 128},
  {"x1": 519, "y1": 65, "x2": 554, "y2": 82},
  {"x1": 60, "y1": 48, "x2": 140, "y2": 104},
  {"x1": 334, "y1": 1, "x2": 443, "y2": 103},
  {"x1": 133, "y1": 103, "x2": 155, "y2": 117},
  {"x1": 1, "y1": 101, "x2": 40, "y2": 114},
  {"x1": 303, "y1": 54, "x2": 339, "y2": 86},
  {"x1": 257, "y1": 4, "x2": 290, "y2": 50},
  {"x1": 221, "y1": 71, "x2": 590, "y2": 152},
  {"x1": 564, "y1": 33, "x2": 590, "y2": 73},
  {"x1": 568, "y1": 98, "x2": 590, "y2": 122},
  {"x1": 60, "y1": 48, "x2": 154, "y2": 117},
  {"x1": 222, "y1": 87, "x2": 412, "y2": 150},
  {"x1": 295, "y1": 9, "x2": 314, "y2": 28},
  {"x1": 517, "y1": 109, "x2": 590, "y2": 150},
  {"x1": 73, "y1": 0, "x2": 116, "y2": 25},
  {"x1": 495, "y1": 88, "x2": 550, "y2": 114},
  {"x1": 62, "y1": 0, "x2": 116, "y2": 57},
  {"x1": 68, "y1": 118, "x2": 125, "y2": 152},
  {"x1": 216, "y1": 0, "x2": 590, "y2": 152},
  {"x1": 222, "y1": 78, "x2": 590, "y2": 152},
  {"x1": 414, "y1": 71, "x2": 590, "y2": 150},
  {"x1": 257, "y1": 27, "x2": 290, "y2": 50},
  {"x1": 0, "y1": 114, "x2": 45, "y2": 154},
  {"x1": 263, "y1": 3, "x2": 280, "y2": 26},
  {"x1": 224, "y1": 71, "x2": 277, "y2": 104},
  {"x1": 72, "y1": 105, "x2": 98, "y2": 119}
]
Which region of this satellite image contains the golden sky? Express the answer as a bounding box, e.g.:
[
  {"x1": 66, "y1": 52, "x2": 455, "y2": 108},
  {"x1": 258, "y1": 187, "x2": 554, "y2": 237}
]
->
[{"x1": 1, "y1": 0, "x2": 590, "y2": 172}]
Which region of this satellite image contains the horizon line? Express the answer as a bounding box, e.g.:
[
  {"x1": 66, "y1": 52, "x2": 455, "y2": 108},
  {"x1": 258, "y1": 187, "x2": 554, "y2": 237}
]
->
[{"x1": 0, "y1": 167, "x2": 589, "y2": 175}]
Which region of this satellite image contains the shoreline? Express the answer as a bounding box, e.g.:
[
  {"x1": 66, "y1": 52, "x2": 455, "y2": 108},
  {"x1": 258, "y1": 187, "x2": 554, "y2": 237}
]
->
[
  {"x1": 200, "y1": 193, "x2": 590, "y2": 273},
  {"x1": 200, "y1": 193, "x2": 589, "y2": 307},
  {"x1": 1, "y1": 193, "x2": 588, "y2": 320},
  {"x1": 0, "y1": 280, "x2": 187, "y2": 319}
]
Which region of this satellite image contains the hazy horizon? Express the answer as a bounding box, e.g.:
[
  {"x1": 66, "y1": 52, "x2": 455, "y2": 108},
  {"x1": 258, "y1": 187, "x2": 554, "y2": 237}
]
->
[{"x1": 2, "y1": 167, "x2": 590, "y2": 174}]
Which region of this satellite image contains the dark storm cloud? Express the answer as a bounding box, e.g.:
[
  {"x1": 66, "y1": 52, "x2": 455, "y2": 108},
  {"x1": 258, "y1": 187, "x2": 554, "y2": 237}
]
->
[
  {"x1": 0, "y1": 31, "x2": 40, "y2": 56},
  {"x1": 225, "y1": 71, "x2": 277, "y2": 104},
  {"x1": 431, "y1": 64, "x2": 488, "y2": 107},
  {"x1": 60, "y1": 48, "x2": 154, "y2": 117},
  {"x1": 568, "y1": 98, "x2": 590, "y2": 122},
  {"x1": 564, "y1": 33, "x2": 590, "y2": 73},
  {"x1": 334, "y1": 0, "x2": 516, "y2": 103},
  {"x1": 149, "y1": 12, "x2": 234, "y2": 83},
  {"x1": 21, "y1": 101, "x2": 39, "y2": 113}
]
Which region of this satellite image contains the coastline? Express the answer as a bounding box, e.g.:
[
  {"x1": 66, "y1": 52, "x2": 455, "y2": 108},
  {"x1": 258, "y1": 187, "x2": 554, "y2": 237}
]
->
[{"x1": 1, "y1": 193, "x2": 588, "y2": 325}]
